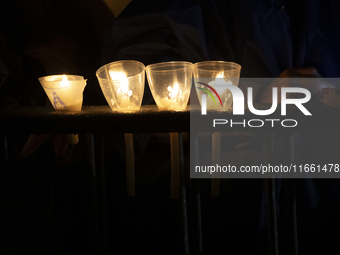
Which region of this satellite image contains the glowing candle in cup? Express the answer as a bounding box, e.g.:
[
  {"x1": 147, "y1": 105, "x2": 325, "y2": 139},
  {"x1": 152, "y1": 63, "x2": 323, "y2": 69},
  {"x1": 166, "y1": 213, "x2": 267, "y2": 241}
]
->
[
  {"x1": 207, "y1": 72, "x2": 234, "y2": 109},
  {"x1": 39, "y1": 74, "x2": 87, "y2": 144},
  {"x1": 96, "y1": 60, "x2": 145, "y2": 112},
  {"x1": 155, "y1": 82, "x2": 182, "y2": 110},
  {"x1": 193, "y1": 61, "x2": 241, "y2": 196},
  {"x1": 96, "y1": 60, "x2": 146, "y2": 197},
  {"x1": 194, "y1": 61, "x2": 241, "y2": 112},
  {"x1": 108, "y1": 71, "x2": 134, "y2": 109},
  {"x1": 146, "y1": 61, "x2": 192, "y2": 111},
  {"x1": 146, "y1": 61, "x2": 193, "y2": 199}
]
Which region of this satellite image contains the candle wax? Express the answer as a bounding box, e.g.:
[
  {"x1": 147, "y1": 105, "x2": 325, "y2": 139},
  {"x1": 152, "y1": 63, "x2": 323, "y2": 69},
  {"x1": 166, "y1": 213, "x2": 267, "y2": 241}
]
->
[
  {"x1": 115, "y1": 95, "x2": 138, "y2": 112},
  {"x1": 155, "y1": 95, "x2": 184, "y2": 111}
]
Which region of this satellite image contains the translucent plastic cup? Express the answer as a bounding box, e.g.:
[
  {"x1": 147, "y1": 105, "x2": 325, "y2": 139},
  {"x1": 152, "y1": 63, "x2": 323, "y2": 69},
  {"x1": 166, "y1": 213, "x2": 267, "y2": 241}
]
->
[
  {"x1": 146, "y1": 61, "x2": 193, "y2": 111},
  {"x1": 39, "y1": 74, "x2": 87, "y2": 111},
  {"x1": 39, "y1": 74, "x2": 87, "y2": 144},
  {"x1": 96, "y1": 60, "x2": 145, "y2": 112},
  {"x1": 193, "y1": 61, "x2": 241, "y2": 111}
]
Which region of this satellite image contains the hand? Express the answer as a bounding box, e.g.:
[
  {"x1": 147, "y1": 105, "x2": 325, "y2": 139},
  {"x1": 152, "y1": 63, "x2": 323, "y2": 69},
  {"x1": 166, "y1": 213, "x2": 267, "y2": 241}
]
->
[
  {"x1": 278, "y1": 67, "x2": 321, "y2": 78},
  {"x1": 260, "y1": 68, "x2": 335, "y2": 103},
  {"x1": 317, "y1": 87, "x2": 340, "y2": 108},
  {"x1": 20, "y1": 133, "x2": 82, "y2": 164}
]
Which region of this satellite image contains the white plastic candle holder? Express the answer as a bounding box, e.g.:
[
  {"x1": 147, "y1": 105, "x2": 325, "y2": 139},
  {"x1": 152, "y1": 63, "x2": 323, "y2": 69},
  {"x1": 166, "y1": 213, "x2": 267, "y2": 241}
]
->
[
  {"x1": 97, "y1": 60, "x2": 145, "y2": 197},
  {"x1": 146, "y1": 61, "x2": 192, "y2": 199},
  {"x1": 193, "y1": 61, "x2": 241, "y2": 111},
  {"x1": 193, "y1": 61, "x2": 241, "y2": 196},
  {"x1": 96, "y1": 60, "x2": 145, "y2": 112},
  {"x1": 39, "y1": 74, "x2": 87, "y2": 144},
  {"x1": 146, "y1": 61, "x2": 193, "y2": 111},
  {"x1": 39, "y1": 74, "x2": 86, "y2": 111}
]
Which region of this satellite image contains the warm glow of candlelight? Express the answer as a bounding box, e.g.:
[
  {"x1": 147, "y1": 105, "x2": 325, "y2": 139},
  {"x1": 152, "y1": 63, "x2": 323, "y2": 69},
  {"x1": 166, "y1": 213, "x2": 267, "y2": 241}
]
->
[
  {"x1": 154, "y1": 82, "x2": 187, "y2": 111},
  {"x1": 39, "y1": 74, "x2": 86, "y2": 111},
  {"x1": 216, "y1": 71, "x2": 224, "y2": 78},
  {"x1": 108, "y1": 71, "x2": 138, "y2": 110},
  {"x1": 168, "y1": 82, "x2": 181, "y2": 99},
  {"x1": 109, "y1": 71, "x2": 133, "y2": 97},
  {"x1": 109, "y1": 71, "x2": 129, "y2": 93},
  {"x1": 97, "y1": 60, "x2": 145, "y2": 112},
  {"x1": 167, "y1": 82, "x2": 182, "y2": 100},
  {"x1": 205, "y1": 72, "x2": 234, "y2": 109},
  {"x1": 146, "y1": 61, "x2": 192, "y2": 111},
  {"x1": 62, "y1": 74, "x2": 68, "y2": 82},
  {"x1": 60, "y1": 74, "x2": 69, "y2": 88}
]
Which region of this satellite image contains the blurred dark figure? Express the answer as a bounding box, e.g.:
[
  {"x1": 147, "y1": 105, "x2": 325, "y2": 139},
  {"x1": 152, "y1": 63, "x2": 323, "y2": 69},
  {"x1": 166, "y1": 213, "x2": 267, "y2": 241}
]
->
[
  {"x1": 0, "y1": 1, "x2": 114, "y2": 254},
  {"x1": 103, "y1": 0, "x2": 340, "y2": 77},
  {"x1": 102, "y1": 0, "x2": 340, "y2": 254},
  {"x1": 0, "y1": 0, "x2": 114, "y2": 107}
]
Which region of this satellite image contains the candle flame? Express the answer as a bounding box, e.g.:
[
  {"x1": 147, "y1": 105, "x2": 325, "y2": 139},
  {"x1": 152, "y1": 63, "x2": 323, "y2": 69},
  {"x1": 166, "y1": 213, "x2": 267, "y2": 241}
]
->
[
  {"x1": 109, "y1": 71, "x2": 133, "y2": 97},
  {"x1": 60, "y1": 74, "x2": 69, "y2": 88},
  {"x1": 216, "y1": 72, "x2": 224, "y2": 78},
  {"x1": 210, "y1": 71, "x2": 234, "y2": 97},
  {"x1": 168, "y1": 82, "x2": 180, "y2": 99}
]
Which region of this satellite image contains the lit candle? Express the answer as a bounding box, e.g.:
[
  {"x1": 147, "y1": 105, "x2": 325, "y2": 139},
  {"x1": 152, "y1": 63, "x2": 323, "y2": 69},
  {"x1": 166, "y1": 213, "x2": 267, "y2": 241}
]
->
[
  {"x1": 146, "y1": 61, "x2": 192, "y2": 199},
  {"x1": 208, "y1": 73, "x2": 227, "y2": 195},
  {"x1": 193, "y1": 61, "x2": 242, "y2": 196},
  {"x1": 155, "y1": 82, "x2": 183, "y2": 197},
  {"x1": 109, "y1": 71, "x2": 136, "y2": 196},
  {"x1": 39, "y1": 74, "x2": 87, "y2": 144},
  {"x1": 97, "y1": 60, "x2": 146, "y2": 197},
  {"x1": 206, "y1": 72, "x2": 234, "y2": 110},
  {"x1": 202, "y1": 73, "x2": 235, "y2": 195},
  {"x1": 154, "y1": 82, "x2": 188, "y2": 111},
  {"x1": 39, "y1": 74, "x2": 86, "y2": 111},
  {"x1": 109, "y1": 71, "x2": 139, "y2": 111}
]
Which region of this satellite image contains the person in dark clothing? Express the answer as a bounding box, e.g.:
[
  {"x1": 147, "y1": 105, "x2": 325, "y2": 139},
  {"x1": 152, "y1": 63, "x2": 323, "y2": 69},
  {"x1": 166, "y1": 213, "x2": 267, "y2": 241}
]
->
[
  {"x1": 0, "y1": 1, "x2": 115, "y2": 254},
  {"x1": 101, "y1": 1, "x2": 340, "y2": 254},
  {"x1": 0, "y1": 0, "x2": 114, "y2": 107},
  {"x1": 103, "y1": 0, "x2": 340, "y2": 77}
]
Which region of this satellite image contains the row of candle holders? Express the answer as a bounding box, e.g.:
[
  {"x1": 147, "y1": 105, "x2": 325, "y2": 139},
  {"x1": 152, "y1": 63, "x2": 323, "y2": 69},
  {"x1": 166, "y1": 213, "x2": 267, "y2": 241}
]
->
[
  {"x1": 38, "y1": 60, "x2": 241, "y2": 197},
  {"x1": 38, "y1": 60, "x2": 241, "y2": 114}
]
